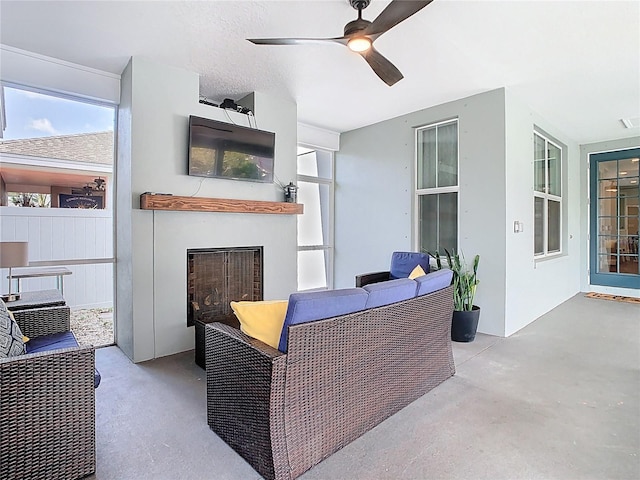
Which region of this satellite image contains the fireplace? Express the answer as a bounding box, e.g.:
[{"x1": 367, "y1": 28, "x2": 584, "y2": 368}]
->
[{"x1": 188, "y1": 246, "x2": 263, "y2": 368}]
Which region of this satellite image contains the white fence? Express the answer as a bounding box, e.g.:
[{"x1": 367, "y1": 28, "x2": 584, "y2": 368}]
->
[{"x1": 0, "y1": 206, "x2": 113, "y2": 309}]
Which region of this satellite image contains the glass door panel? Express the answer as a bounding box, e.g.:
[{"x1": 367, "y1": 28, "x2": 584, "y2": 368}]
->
[{"x1": 590, "y1": 150, "x2": 640, "y2": 288}]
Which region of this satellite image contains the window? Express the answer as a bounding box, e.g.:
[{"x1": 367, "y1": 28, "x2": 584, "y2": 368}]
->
[
  {"x1": 0, "y1": 83, "x2": 116, "y2": 346},
  {"x1": 297, "y1": 146, "x2": 334, "y2": 291},
  {"x1": 0, "y1": 84, "x2": 115, "y2": 208},
  {"x1": 415, "y1": 119, "x2": 458, "y2": 254},
  {"x1": 533, "y1": 131, "x2": 562, "y2": 257}
]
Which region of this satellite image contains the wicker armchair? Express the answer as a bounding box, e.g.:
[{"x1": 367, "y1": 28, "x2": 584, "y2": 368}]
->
[
  {"x1": 0, "y1": 305, "x2": 96, "y2": 480},
  {"x1": 206, "y1": 285, "x2": 455, "y2": 480}
]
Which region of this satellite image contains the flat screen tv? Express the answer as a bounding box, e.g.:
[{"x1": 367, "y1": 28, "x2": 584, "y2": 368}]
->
[{"x1": 188, "y1": 115, "x2": 275, "y2": 183}]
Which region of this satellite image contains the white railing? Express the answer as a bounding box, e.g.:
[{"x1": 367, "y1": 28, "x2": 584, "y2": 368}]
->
[{"x1": 0, "y1": 206, "x2": 113, "y2": 309}]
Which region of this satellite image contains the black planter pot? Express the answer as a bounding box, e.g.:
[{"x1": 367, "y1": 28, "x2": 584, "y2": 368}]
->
[{"x1": 451, "y1": 306, "x2": 480, "y2": 342}]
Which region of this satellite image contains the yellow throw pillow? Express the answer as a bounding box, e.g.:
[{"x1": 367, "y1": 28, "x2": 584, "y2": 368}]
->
[
  {"x1": 409, "y1": 265, "x2": 427, "y2": 279},
  {"x1": 230, "y1": 300, "x2": 288, "y2": 349}
]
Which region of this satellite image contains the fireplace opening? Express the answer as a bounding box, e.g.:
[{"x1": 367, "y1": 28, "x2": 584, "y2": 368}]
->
[{"x1": 187, "y1": 246, "x2": 263, "y2": 368}]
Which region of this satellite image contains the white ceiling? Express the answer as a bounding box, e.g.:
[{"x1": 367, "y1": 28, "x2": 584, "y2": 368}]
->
[
  {"x1": 1, "y1": 0, "x2": 639, "y2": 144},
  {"x1": 1, "y1": 165, "x2": 109, "y2": 190}
]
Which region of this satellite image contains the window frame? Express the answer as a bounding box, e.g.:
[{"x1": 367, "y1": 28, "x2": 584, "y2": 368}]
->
[
  {"x1": 533, "y1": 131, "x2": 563, "y2": 259},
  {"x1": 414, "y1": 118, "x2": 460, "y2": 254},
  {"x1": 296, "y1": 145, "x2": 335, "y2": 291}
]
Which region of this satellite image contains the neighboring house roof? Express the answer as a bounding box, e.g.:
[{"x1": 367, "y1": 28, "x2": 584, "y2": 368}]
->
[{"x1": 0, "y1": 131, "x2": 113, "y2": 165}]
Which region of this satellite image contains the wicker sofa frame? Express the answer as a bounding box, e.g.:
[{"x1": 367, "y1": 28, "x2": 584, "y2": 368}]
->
[
  {"x1": 0, "y1": 305, "x2": 96, "y2": 480},
  {"x1": 206, "y1": 284, "x2": 455, "y2": 480}
]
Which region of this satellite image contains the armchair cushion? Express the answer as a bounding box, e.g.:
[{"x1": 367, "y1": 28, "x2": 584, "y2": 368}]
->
[
  {"x1": 26, "y1": 330, "x2": 80, "y2": 354},
  {"x1": 363, "y1": 278, "x2": 418, "y2": 308},
  {"x1": 390, "y1": 251, "x2": 431, "y2": 279},
  {"x1": 0, "y1": 301, "x2": 26, "y2": 358}
]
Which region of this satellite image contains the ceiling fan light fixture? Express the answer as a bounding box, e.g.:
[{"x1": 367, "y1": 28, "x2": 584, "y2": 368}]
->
[
  {"x1": 347, "y1": 36, "x2": 371, "y2": 52},
  {"x1": 93, "y1": 177, "x2": 106, "y2": 191}
]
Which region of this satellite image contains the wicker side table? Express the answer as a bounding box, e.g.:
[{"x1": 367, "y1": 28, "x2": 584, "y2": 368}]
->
[
  {"x1": 5, "y1": 289, "x2": 66, "y2": 311},
  {"x1": 195, "y1": 314, "x2": 239, "y2": 369}
]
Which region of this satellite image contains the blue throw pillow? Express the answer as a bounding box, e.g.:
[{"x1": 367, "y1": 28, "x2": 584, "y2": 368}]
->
[{"x1": 389, "y1": 251, "x2": 431, "y2": 279}]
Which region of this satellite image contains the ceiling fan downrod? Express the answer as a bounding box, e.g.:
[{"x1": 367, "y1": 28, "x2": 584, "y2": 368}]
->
[
  {"x1": 349, "y1": 0, "x2": 371, "y2": 13},
  {"x1": 345, "y1": 0, "x2": 373, "y2": 49}
]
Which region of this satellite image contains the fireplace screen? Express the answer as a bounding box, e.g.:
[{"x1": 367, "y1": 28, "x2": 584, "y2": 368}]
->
[{"x1": 187, "y1": 246, "x2": 263, "y2": 327}]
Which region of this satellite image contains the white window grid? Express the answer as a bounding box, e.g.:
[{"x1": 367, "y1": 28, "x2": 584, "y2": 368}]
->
[
  {"x1": 534, "y1": 131, "x2": 563, "y2": 258},
  {"x1": 413, "y1": 118, "x2": 459, "y2": 253}
]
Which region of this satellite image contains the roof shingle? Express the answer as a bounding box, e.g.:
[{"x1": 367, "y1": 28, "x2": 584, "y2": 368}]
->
[{"x1": 0, "y1": 131, "x2": 114, "y2": 165}]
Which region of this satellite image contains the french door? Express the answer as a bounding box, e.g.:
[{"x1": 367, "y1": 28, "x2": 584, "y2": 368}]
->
[{"x1": 589, "y1": 148, "x2": 640, "y2": 288}]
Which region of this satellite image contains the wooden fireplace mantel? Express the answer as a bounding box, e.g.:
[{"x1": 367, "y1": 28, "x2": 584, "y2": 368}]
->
[{"x1": 140, "y1": 193, "x2": 303, "y2": 215}]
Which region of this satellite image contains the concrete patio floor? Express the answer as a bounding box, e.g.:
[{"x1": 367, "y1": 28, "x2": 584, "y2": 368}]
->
[{"x1": 90, "y1": 293, "x2": 640, "y2": 479}]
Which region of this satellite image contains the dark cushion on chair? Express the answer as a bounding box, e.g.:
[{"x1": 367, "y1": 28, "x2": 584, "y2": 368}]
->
[
  {"x1": 278, "y1": 288, "x2": 369, "y2": 353},
  {"x1": 26, "y1": 331, "x2": 101, "y2": 388},
  {"x1": 390, "y1": 252, "x2": 430, "y2": 279},
  {"x1": 26, "y1": 331, "x2": 79, "y2": 353},
  {"x1": 363, "y1": 278, "x2": 417, "y2": 308}
]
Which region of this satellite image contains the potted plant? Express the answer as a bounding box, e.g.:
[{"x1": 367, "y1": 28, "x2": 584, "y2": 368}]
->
[{"x1": 430, "y1": 249, "x2": 481, "y2": 342}]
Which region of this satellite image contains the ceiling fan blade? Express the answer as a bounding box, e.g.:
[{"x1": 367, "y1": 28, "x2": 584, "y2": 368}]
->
[
  {"x1": 248, "y1": 37, "x2": 348, "y2": 46},
  {"x1": 364, "y1": 0, "x2": 433, "y2": 36},
  {"x1": 360, "y1": 47, "x2": 404, "y2": 86}
]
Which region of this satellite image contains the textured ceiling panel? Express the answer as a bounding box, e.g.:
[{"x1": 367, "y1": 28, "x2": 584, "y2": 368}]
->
[{"x1": 0, "y1": 0, "x2": 638, "y2": 143}]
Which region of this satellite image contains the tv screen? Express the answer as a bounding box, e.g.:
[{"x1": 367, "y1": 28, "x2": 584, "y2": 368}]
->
[{"x1": 188, "y1": 115, "x2": 275, "y2": 183}]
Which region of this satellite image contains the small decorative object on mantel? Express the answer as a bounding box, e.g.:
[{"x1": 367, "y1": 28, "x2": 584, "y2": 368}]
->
[{"x1": 284, "y1": 182, "x2": 298, "y2": 203}]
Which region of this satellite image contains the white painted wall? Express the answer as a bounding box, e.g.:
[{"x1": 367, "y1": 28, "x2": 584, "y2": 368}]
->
[
  {"x1": 336, "y1": 88, "x2": 592, "y2": 337},
  {"x1": 504, "y1": 91, "x2": 581, "y2": 336},
  {"x1": 0, "y1": 206, "x2": 113, "y2": 309},
  {"x1": 336, "y1": 89, "x2": 507, "y2": 336},
  {"x1": 117, "y1": 57, "x2": 298, "y2": 362},
  {"x1": 580, "y1": 137, "x2": 640, "y2": 298}
]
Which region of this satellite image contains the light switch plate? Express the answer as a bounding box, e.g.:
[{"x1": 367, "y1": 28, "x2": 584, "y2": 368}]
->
[{"x1": 514, "y1": 221, "x2": 524, "y2": 233}]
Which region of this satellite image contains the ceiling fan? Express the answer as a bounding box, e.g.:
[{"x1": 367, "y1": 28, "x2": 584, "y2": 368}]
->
[
  {"x1": 72, "y1": 177, "x2": 106, "y2": 196},
  {"x1": 92, "y1": 177, "x2": 106, "y2": 191},
  {"x1": 248, "y1": 0, "x2": 433, "y2": 86}
]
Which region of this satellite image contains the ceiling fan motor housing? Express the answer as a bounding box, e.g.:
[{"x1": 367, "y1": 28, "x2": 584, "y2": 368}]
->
[{"x1": 344, "y1": 18, "x2": 371, "y2": 36}]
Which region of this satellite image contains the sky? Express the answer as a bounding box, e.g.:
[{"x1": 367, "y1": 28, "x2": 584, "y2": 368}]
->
[{"x1": 1, "y1": 85, "x2": 115, "y2": 140}]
